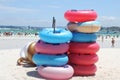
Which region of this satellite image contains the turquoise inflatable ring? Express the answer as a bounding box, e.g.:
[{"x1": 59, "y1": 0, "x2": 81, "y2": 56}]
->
[
  {"x1": 32, "y1": 53, "x2": 68, "y2": 66},
  {"x1": 39, "y1": 28, "x2": 72, "y2": 43},
  {"x1": 71, "y1": 32, "x2": 97, "y2": 42}
]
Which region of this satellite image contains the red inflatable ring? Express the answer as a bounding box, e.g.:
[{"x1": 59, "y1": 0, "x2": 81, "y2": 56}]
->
[
  {"x1": 37, "y1": 65, "x2": 74, "y2": 80},
  {"x1": 68, "y1": 54, "x2": 98, "y2": 65},
  {"x1": 69, "y1": 42, "x2": 100, "y2": 54},
  {"x1": 64, "y1": 10, "x2": 97, "y2": 22},
  {"x1": 35, "y1": 40, "x2": 69, "y2": 54},
  {"x1": 72, "y1": 64, "x2": 97, "y2": 76}
]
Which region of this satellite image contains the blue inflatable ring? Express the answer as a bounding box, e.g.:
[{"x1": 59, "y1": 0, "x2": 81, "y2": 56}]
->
[
  {"x1": 39, "y1": 28, "x2": 72, "y2": 43},
  {"x1": 32, "y1": 53, "x2": 68, "y2": 66},
  {"x1": 71, "y1": 32, "x2": 97, "y2": 42}
]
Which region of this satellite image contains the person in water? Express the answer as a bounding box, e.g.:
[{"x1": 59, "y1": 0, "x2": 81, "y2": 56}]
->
[{"x1": 111, "y1": 38, "x2": 115, "y2": 47}]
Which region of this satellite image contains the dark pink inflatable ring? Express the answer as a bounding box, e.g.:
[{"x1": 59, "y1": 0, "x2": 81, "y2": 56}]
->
[{"x1": 35, "y1": 40, "x2": 69, "y2": 54}]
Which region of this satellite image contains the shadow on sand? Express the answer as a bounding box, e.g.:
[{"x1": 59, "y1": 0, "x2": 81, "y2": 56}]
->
[{"x1": 27, "y1": 70, "x2": 45, "y2": 79}]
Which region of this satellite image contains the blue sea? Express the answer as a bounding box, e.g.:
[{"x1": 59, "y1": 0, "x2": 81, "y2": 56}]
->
[{"x1": 0, "y1": 28, "x2": 39, "y2": 35}]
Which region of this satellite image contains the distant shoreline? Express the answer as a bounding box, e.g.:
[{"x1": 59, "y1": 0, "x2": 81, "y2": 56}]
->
[{"x1": 0, "y1": 27, "x2": 120, "y2": 37}]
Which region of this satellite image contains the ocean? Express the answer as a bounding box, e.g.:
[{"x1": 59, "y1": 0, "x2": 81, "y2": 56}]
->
[{"x1": 0, "y1": 28, "x2": 39, "y2": 35}]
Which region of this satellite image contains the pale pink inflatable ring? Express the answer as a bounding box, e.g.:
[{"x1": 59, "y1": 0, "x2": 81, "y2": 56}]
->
[
  {"x1": 35, "y1": 40, "x2": 69, "y2": 54},
  {"x1": 37, "y1": 65, "x2": 74, "y2": 80}
]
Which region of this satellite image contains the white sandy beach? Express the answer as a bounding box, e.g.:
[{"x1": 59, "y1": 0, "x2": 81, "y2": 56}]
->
[{"x1": 0, "y1": 36, "x2": 120, "y2": 80}]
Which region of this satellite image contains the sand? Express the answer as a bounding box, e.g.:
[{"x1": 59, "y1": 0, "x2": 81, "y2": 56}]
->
[
  {"x1": 0, "y1": 35, "x2": 39, "y2": 50},
  {"x1": 0, "y1": 48, "x2": 120, "y2": 80},
  {"x1": 0, "y1": 36, "x2": 120, "y2": 80}
]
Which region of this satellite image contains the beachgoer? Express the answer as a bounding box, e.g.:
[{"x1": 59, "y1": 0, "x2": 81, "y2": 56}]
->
[
  {"x1": 111, "y1": 38, "x2": 115, "y2": 47},
  {"x1": 117, "y1": 35, "x2": 119, "y2": 38},
  {"x1": 102, "y1": 36, "x2": 104, "y2": 42}
]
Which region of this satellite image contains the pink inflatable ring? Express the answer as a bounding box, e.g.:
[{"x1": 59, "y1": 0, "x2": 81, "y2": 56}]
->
[
  {"x1": 37, "y1": 65, "x2": 74, "y2": 80},
  {"x1": 64, "y1": 9, "x2": 97, "y2": 22},
  {"x1": 68, "y1": 54, "x2": 98, "y2": 65},
  {"x1": 35, "y1": 40, "x2": 69, "y2": 54},
  {"x1": 69, "y1": 42, "x2": 100, "y2": 54}
]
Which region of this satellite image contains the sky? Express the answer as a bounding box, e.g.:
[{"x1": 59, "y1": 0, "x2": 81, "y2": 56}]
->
[{"x1": 0, "y1": 0, "x2": 120, "y2": 27}]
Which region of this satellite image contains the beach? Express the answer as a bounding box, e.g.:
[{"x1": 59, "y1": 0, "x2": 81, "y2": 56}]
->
[
  {"x1": 0, "y1": 36, "x2": 120, "y2": 80},
  {"x1": 0, "y1": 35, "x2": 120, "y2": 49}
]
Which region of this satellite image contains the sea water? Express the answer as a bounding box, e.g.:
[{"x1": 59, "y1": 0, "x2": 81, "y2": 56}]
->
[{"x1": 0, "y1": 28, "x2": 39, "y2": 35}]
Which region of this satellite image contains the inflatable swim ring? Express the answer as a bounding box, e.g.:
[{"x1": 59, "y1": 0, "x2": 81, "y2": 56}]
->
[
  {"x1": 27, "y1": 42, "x2": 36, "y2": 63},
  {"x1": 20, "y1": 42, "x2": 31, "y2": 58},
  {"x1": 64, "y1": 9, "x2": 97, "y2": 22},
  {"x1": 27, "y1": 53, "x2": 34, "y2": 64},
  {"x1": 20, "y1": 47, "x2": 26, "y2": 58},
  {"x1": 72, "y1": 64, "x2": 97, "y2": 76},
  {"x1": 69, "y1": 42, "x2": 100, "y2": 54},
  {"x1": 35, "y1": 40, "x2": 69, "y2": 54},
  {"x1": 71, "y1": 32, "x2": 97, "y2": 42},
  {"x1": 20, "y1": 42, "x2": 35, "y2": 59},
  {"x1": 67, "y1": 21, "x2": 101, "y2": 33},
  {"x1": 68, "y1": 54, "x2": 98, "y2": 65},
  {"x1": 32, "y1": 53, "x2": 68, "y2": 66},
  {"x1": 37, "y1": 65, "x2": 74, "y2": 80},
  {"x1": 19, "y1": 42, "x2": 36, "y2": 65},
  {"x1": 28, "y1": 42, "x2": 36, "y2": 55},
  {"x1": 39, "y1": 28, "x2": 72, "y2": 43}
]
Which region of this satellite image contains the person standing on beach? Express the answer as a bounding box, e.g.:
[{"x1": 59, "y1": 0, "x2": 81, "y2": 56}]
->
[
  {"x1": 102, "y1": 36, "x2": 104, "y2": 42},
  {"x1": 111, "y1": 38, "x2": 115, "y2": 47}
]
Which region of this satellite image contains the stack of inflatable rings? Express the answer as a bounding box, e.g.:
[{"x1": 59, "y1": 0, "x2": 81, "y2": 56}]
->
[
  {"x1": 32, "y1": 28, "x2": 74, "y2": 80},
  {"x1": 64, "y1": 9, "x2": 101, "y2": 76}
]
